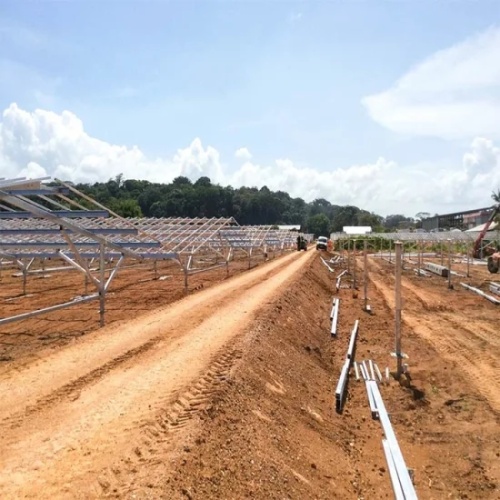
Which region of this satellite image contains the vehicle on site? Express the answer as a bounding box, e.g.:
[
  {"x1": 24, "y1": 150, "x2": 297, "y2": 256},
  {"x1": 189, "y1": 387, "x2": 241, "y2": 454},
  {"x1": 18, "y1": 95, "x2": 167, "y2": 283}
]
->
[
  {"x1": 296, "y1": 235, "x2": 308, "y2": 251},
  {"x1": 472, "y1": 202, "x2": 500, "y2": 273},
  {"x1": 316, "y1": 236, "x2": 328, "y2": 250}
]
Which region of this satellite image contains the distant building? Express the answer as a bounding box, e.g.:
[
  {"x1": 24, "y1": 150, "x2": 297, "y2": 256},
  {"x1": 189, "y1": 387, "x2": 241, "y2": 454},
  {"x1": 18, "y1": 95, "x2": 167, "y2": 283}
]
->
[
  {"x1": 421, "y1": 206, "x2": 494, "y2": 231},
  {"x1": 278, "y1": 225, "x2": 301, "y2": 231},
  {"x1": 465, "y1": 221, "x2": 498, "y2": 232},
  {"x1": 341, "y1": 226, "x2": 372, "y2": 235}
]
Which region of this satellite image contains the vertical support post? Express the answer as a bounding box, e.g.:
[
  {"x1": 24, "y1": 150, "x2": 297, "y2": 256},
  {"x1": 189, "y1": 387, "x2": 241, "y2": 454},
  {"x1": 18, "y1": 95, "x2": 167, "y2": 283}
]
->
[
  {"x1": 184, "y1": 267, "x2": 189, "y2": 293},
  {"x1": 347, "y1": 239, "x2": 351, "y2": 274},
  {"x1": 352, "y1": 240, "x2": 357, "y2": 289},
  {"x1": 447, "y1": 239, "x2": 452, "y2": 289},
  {"x1": 467, "y1": 241, "x2": 471, "y2": 278},
  {"x1": 153, "y1": 260, "x2": 158, "y2": 280},
  {"x1": 417, "y1": 239, "x2": 422, "y2": 274},
  {"x1": 248, "y1": 248, "x2": 252, "y2": 269},
  {"x1": 389, "y1": 239, "x2": 392, "y2": 263},
  {"x1": 395, "y1": 241, "x2": 403, "y2": 379},
  {"x1": 84, "y1": 274, "x2": 89, "y2": 295},
  {"x1": 22, "y1": 263, "x2": 27, "y2": 295},
  {"x1": 363, "y1": 239, "x2": 368, "y2": 310},
  {"x1": 99, "y1": 242, "x2": 105, "y2": 327},
  {"x1": 440, "y1": 241, "x2": 444, "y2": 266}
]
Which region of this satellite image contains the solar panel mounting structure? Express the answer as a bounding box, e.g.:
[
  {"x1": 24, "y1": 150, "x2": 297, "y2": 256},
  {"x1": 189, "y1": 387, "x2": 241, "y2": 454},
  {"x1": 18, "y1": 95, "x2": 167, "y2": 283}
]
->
[
  {"x1": 0, "y1": 177, "x2": 178, "y2": 326},
  {"x1": 57, "y1": 179, "x2": 303, "y2": 279}
]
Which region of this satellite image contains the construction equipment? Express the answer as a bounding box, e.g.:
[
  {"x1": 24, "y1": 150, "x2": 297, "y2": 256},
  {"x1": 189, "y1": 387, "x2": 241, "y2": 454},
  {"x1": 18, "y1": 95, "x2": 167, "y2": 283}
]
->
[
  {"x1": 488, "y1": 251, "x2": 500, "y2": 273},
  {"x1": 472, "y1": 204, "x2": 500, "y2": 273},
  {"x1": 297, "y1": 235, "x2": 307, "y2": 251}
]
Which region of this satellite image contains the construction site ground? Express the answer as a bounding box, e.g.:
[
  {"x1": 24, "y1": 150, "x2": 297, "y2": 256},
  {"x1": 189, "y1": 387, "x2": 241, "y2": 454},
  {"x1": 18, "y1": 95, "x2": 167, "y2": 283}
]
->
[{"x1": 0, "y1": 249, "x2": 499, "y2": 499}]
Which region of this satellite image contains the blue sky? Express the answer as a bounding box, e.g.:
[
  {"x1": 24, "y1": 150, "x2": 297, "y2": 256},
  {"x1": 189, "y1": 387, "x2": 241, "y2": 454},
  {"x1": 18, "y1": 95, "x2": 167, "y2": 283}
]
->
[{"x1": 1, "y1": 0, "x2": 500, "y2": 216}]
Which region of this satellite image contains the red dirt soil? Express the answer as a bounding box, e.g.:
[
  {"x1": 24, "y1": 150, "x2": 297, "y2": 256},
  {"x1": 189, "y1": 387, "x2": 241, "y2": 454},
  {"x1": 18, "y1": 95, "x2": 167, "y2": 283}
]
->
[{"x1": 0, "y1": 249, "x2": 499, "y2": 499}]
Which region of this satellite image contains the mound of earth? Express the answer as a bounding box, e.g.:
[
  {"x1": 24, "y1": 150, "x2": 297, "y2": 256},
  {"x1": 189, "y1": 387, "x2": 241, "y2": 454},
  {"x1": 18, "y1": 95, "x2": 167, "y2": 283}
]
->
[{"x1": 1, "y1": 250, "x2": 498, "y2": 499}]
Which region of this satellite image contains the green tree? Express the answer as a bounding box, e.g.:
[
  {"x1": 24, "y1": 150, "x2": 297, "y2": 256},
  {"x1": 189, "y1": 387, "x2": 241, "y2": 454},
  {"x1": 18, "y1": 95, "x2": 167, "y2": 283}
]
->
[
  {"x1": 492, "y1": 189, "x2": 500, "y2": 223},
  {"x1": 306, "y1": 213, "x2": 330, "y2": 237},
  {"x1": 113, "y1": 199, "x2": 142, "y2": 218}
]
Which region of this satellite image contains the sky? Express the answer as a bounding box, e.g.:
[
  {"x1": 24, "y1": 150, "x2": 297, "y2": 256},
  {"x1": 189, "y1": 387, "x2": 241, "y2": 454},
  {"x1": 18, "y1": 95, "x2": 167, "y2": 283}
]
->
[{"x1": 1, "y1": 0, "x2": 500, "y2": 217}]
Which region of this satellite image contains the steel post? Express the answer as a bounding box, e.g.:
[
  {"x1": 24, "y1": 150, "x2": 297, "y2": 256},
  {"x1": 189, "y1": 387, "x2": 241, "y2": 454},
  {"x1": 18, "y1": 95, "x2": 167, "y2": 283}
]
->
[
  {"x1": 395, "y1": 241, "x2": 403, "y2": 379},
  {"x1": 447, "y1": 239, "x2": 452, "y2": 289},
  {"x1": 467, "y1": 242, "x2": 471, "y2": 278},
  {"x1": 364, "y1": 239, "x2": 368, "y2": 309},
  {"x1": 99, "y1": 242, "x2": 105, "y2": 327},
  {"x1": 353, "y1": 240, "x2": 357, "y2": 290},
  {"x1": 347, "y1": 239, "x2": 351, "y2": 273}
]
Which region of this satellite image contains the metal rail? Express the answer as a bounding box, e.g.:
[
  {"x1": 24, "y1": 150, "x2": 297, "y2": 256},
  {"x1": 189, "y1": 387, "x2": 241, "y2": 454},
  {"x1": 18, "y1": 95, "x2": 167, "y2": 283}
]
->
[
  {"x1": 460, "y1": 283, "x2": 500, "y2": 305},
  {"x1": 370, "y1": 381, "x2": 418, "y2": 499},
  {"x1": 330, "y1": 298, "x2": 340, "y2": 336}
]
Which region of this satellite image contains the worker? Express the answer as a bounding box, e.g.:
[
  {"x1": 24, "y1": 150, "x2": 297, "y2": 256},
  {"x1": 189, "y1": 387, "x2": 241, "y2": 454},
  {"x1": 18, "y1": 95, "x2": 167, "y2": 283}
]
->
[{"x1": 297, "y1": 235, "x2": 301, "y2": 251}]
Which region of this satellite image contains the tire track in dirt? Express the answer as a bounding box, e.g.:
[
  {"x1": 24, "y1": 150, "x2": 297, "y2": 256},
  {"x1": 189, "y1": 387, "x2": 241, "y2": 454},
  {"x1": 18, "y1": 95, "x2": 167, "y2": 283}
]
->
[
  {"x1": 94, "y1": 347, "x2": 243, "y2": 497},
  {"x1": 367, "y1": 257, "x2": 500, "y2": 412},
  {"x1": 0, "y1": 249, "x2": 315, "y2": 499},
  {"x1": 0, "y1": 251, "x2": 300, "y2": 421}
]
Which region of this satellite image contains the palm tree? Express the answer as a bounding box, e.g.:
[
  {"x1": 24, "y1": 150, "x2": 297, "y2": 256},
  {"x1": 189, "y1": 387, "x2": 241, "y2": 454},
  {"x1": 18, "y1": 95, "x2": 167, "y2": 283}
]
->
[
  {"x1": 492, "y1": 189, "x2": 500, "y2": 224},
  {"x1": 492, "y1": 189, "x2": 500, "y2": 204}
]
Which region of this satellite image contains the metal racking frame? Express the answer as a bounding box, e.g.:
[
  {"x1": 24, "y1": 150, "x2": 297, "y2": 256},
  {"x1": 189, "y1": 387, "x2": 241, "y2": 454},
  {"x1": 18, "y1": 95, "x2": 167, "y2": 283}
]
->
[{"x1": 1, "y1": 177, "x2": 304, "y2": 326}]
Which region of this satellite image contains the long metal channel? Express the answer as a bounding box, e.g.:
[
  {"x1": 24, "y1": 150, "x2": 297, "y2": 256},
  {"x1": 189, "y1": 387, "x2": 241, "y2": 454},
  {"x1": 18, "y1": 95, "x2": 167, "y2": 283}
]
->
[
  {"x1": 0, "y1": 228, "x2": 138, "y2": 236},
  {"x1": 0, "y1": 210, "x2": 109, "y2": 219},
  {"x1": 335, "y1": 358, "x2": 351, "y2": 413},
  {"x1": 382, "y1": 439, "x2": 405, "y2": 500},
  {"x1": 370, "y1": 382, "x2": 417, "y2": 499},
  {"x1": 346, "y1": 319, "x2": 359, "y2": 360},
  {"x1": 460, "y1": 283, "x2": 500, "y2": 305},
  {"x1": 3, "y1": 251, "x2": 179, "y2": 260},
  {"x1": 362, "y1": 360, "x2": 371, "y2": 380},
  {"x1": 369, "y1": 359, "x2": 376, "y2": 380},
  {"x1": 329, "y1": 297, "x2": 336, "y2": 319},
  {"x1": 0, "y1": 241, "x2": 160, "y2": 249},
  {"x1": 365, "y1": 380, "x2": 379, "y2": 419},
  {"x1": 0, "y1": 294, "x2": 99, "y2": 326},
  {"x1": 331, "y1": 298, "x2": 340, "y2": 336},
  {"x1": 188, "y1": 262, "x2": 227, "y2": 276},
  {"x1": 12, "y1": 266, "x2": 99, "y2": 276},
  {"x1": 321, "y1": 257, "x2": 334, "y2": 272},
  {"x1": 424, "y1": 262, "x2": 449, "y2": 277}
]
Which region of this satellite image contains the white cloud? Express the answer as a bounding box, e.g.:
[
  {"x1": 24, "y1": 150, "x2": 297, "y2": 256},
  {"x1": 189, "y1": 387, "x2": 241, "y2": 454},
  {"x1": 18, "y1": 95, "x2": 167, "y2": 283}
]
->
[
  {"x1": 0, "y1": 103, "x2": 222, "y2": 185},
  {"x1": 1, "y1": 103, "x2": 499, "y2": 216},
  {"x1": 234, "y1": 147, "x2": 252, "y2": 160},
  {"x1": 363, "y1": 27, "x2": 500, "y2": 140}
]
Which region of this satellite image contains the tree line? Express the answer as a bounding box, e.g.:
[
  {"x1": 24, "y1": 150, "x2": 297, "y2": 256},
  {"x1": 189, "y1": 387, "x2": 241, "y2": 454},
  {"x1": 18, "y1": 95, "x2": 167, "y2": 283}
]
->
[{"x1": 72, "y1": 174, "x2": 416, "y2": 236}]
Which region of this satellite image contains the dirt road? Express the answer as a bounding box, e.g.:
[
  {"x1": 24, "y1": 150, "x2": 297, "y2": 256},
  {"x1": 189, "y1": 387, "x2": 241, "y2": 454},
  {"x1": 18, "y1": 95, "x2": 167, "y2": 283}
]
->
[{"x1": 0, "y1": 249, "x2": 314, "y2": 499}]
